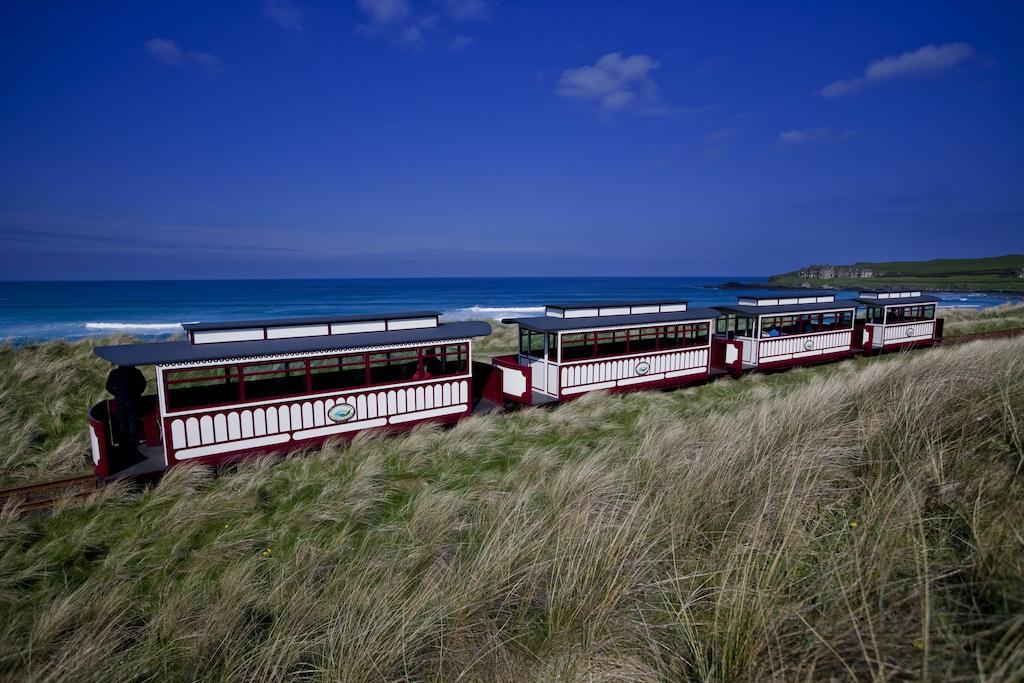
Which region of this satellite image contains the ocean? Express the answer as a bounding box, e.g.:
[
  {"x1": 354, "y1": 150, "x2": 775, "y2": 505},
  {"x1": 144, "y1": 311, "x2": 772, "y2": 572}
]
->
[{"x1": 0, "y1": 278, "x2": 1018, "y2": 342}]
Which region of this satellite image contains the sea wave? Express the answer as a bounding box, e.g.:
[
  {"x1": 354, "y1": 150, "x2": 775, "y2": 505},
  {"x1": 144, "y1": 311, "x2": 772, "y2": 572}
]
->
[
  {"x1": 462, "y1": 306, "x2": 546, "y2": 313},
  {"x1": 445, "y1": 305, "x2": 546, "y2": 320},
  {"x1": 85, "y1": 322, "x2": 192, "y2": 330}
]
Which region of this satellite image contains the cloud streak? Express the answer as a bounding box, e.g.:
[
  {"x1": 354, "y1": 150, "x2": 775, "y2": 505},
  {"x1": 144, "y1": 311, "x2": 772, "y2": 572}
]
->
[
  {"x1": 263, "y1": 0, "x2": 305, "y2": 30},
  {"x1": 438, "y1": 0, "x2": 490, "y2": 21},
  {"x1": 819, "y1": 42, "x2": 973, "y2": 98},
  {"x1": 776, "y1": 127, "x2": 856, "y2": 146},
  {"x1": 702, "y1": 127, "x2": 735, "y2": 159},
  {"x1": 144, "y1": 38, "x2": 223, "y2": 74},
  {"x1": 357, "y1": 0, "x2": 410, "y2": 26},
  {"x1": 449, "y1": 34, "x2": 474, "y2": 51}
]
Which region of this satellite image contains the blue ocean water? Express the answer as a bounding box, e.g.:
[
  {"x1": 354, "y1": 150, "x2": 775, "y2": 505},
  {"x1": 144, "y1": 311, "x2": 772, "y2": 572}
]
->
[{"x1": 0, "y1": 278, "x2": 1018, "y2": 341}]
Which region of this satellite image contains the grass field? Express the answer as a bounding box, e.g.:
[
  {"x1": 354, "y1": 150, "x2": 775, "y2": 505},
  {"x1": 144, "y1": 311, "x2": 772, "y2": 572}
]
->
[
  {"x1": 1, "y1": 308, "x2": 1023, "y2": 680},
  {"x1": 845, "y1": 255, "x2": 1024, "y2": 275},
  {"x1": 770, "y1": 254, "x2": 1024, "y2": 293},
  {"x1": 769, "y1": 274, "x2": 1024, "y2": 293}
]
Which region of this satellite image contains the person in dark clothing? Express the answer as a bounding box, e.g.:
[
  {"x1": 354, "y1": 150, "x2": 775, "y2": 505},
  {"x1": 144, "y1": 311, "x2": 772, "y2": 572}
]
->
[{"x1": 106, "y1": 365, "x2": 147, "y2": 449}]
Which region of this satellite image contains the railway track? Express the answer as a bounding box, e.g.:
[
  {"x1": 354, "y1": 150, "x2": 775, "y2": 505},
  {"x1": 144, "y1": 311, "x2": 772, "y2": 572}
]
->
[
  {"x1": 941, "y1": 326, "x2": 1024, "y2": 345},
  {"x1": 0, "y1": 474, "x2": 102, "y2": 515}
]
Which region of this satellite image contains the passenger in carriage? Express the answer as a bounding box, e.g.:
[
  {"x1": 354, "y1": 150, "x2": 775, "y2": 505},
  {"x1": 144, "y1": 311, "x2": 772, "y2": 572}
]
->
[
  {"x1": 412, "y1": 359, "x2": 433, "y2": 381},
  {"x1": 415, "y1": 349, "x2": 440, "y2": 380},
  {"x1": 105, "y1": 365, "x2": 147, "y2": 455},
  {"x1": 766, "y1": 324, "x2": 781, "y2": 337}
]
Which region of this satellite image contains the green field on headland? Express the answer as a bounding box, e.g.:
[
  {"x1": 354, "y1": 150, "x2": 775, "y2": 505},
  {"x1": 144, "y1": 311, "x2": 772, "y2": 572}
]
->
[
  {"x1": 768, "y1": 254, "x2": 1024, "y2": 293},
  {"x1": 1, "y1": 307, "x2": 1023, "y2": 680}
]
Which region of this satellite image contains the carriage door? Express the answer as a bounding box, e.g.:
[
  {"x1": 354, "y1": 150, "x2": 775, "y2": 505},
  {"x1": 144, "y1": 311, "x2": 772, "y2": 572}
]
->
[{"x1": 520, "y1": 329, "x2": 548, "y2": 393}]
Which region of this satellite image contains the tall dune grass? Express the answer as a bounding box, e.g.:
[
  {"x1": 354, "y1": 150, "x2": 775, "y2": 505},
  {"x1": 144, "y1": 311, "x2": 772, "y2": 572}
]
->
[
  {"x1": 0, "y1": 330, "x2": 1022, "y2": 680},
  {"x1": 942, "y1": 302, "x2": 1024, "y2": 335}
]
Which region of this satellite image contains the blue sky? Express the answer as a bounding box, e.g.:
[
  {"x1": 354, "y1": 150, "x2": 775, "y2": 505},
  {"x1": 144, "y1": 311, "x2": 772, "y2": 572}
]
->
[{"x1": 1, "y1": 0, "x2": 1022, "y2": 279}]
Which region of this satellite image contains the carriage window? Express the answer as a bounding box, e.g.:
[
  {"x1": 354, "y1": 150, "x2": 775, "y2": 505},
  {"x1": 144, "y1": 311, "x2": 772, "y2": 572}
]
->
[
  {"x1": 547, "y1": 334, "x2": 559, "y2": 363},
  {"x1": 630, "y1": 327, "x2": 658, "y2": 353},
  {"x1": 715, "y1": 317, "x2": 730, "y2": 335},
  {"x1": 166, "y1": 366, "x2": 241, "y2": 410},
  {"x1": 841, "y1": 310, "x2": 854, "y2": 328},
  {"x1": 887, "y1": 305, "x2": 935, "y2": 324},
  {"x1": 310, "y1": 353, "x2": 368, "y2": 391},
  {"x1": 369, "y1": 349, "x2": 421, "y2": 384},
  {"x1": 562, "y1": 333, "x2": 594, "y2": 361},
  {"x1": 594, "y1": 329, "x2": 628, "y2": 357},
  {"x1": 866, "y1": 307, "x2": 885, "y2": 324},
  {"x1": 519, "y1": 330, "x2": 545, "y2": 359},
  {"x1": 888, "y1": 307, "x2": 909, "y2": 324},
  {"x1": 241, "y1": 361, "x2": 309, "y2": 401},
  {"x1": 660, "y1": 325, "x2": 682, "y2": 349},
  {"x1": 421, "y1": 344, "x2": 468, "y2": 378},
  {"x1": 682, "y1": 322, "x2": 710, "y2": 347}
]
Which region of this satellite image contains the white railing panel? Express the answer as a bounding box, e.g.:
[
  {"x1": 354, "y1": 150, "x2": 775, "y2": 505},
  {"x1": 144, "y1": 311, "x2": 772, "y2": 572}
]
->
[
  {"x1": 758, "y1": 330, "x2": 852, "y2": 361},
  {"x1": 883, "y1": 321, "x2": 935, "y2": 342},
  {"x1": 169, "y1": 378, "x2": 470, "y2": 456},
  {"x1": 559, "y1": 347, "x2": 709, "y2": 390}
]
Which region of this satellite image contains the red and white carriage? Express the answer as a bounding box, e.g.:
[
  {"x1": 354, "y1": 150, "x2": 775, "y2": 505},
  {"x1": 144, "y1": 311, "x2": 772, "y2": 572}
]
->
[
  {"x1": 488, "y1": 300, "x2": 736, "y2": 405},
  {"x1": 88, "y1": 312, "x2": 491, "y2": 478},
  {"x1": 713, "y1": 293, "x2": 859, "y2": 370},
  {"x1": 853, "y1": 290, "x2": 943, "y2": 350}
]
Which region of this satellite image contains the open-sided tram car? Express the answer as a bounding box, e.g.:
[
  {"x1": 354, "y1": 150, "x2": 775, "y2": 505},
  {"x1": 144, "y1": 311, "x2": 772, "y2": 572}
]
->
[
  {"x1": 851, "y1": 290, "x2": 943, "y2": 351},
  {"x1": 88, "y1": 311, "x2": 490, "y2": 478},
  {"x1": 486, "y1": 300, "x2": 741, "y2": 405},
  {"x1": 712, "y1": 292, "x2": 859, "y2": 370}
]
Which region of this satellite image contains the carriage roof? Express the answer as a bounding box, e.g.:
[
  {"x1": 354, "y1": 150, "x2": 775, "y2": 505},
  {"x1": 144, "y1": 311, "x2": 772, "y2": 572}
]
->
[
  {"x1": 94, "y1": 315, "x2": 491, "y2": 367},
  {"x1": 850, "y1": 294, "x2": 941, "y2": 306},
  {"x1": 180, "y1": 310, "x2": 441, "y2": 331},
  {"x1": 716, "y1": 299, "x2": 858, "y2": 316},
  {"x1": 503, "y1": 307, "x2": 721, "y2": 333}
]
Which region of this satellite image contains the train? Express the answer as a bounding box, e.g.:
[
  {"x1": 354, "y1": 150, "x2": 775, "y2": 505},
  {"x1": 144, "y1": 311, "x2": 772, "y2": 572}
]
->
[{"x1": 87, "y1": 289, "x2": 943, "y2": 478}]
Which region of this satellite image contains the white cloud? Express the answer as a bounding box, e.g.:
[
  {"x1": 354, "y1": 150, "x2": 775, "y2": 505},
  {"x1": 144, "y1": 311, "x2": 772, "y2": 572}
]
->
[
  {"x1": 555, "y1": 53, "x2": 661, "y2": 114},
  {"x1": 438, "y1": 0, "x2": 490, "y2": 21},
  {"x1": 394, "y1": 23, "x2": 426, "y2": 49},
  {"x1": 450, "y1": 34, "x2": 475, "y2": 51},
  {"x1": 358, "y1": 0, "x2": 461, "y2": 51},
  {"x1": 357, "y1": 0, "x2": 411, "y2": 26},
  {"x1": 819, "y1": 42, "x2": 973, "y2": 98},
  {"x1": 263, "y1": 0, "x2": 305, "y2": 30},
  {"x1": 145, "y1": 38, "x2": 223, "y2": 74},
  {"x1": 355, "y1": 0, "x2": 489, "y2": 51},
  {"x1": 144, "y1": 38, "x2": 184, "y2": 65},
  {"x1": 186, "y1": 50, "x2": 224, "y2": 75}
]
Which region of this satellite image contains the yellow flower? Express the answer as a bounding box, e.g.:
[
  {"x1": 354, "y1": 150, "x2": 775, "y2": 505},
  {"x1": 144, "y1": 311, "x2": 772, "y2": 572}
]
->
[{"x1": 849, "y1": 520, "x2": 859, "y2": 529}]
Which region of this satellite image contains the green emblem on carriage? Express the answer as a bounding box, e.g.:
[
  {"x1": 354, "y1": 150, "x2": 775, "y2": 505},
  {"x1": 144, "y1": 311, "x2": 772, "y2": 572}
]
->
[
  {"x1": 328, "y1": 403, "x2": 355, "y2": 422},
  {"x1": 804, "y1": 339, "x2": 814, "y2": 351},
  {"x1": 635, "y1": 361, "x2": 650, "y2": 376}
]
